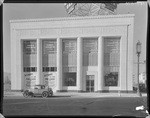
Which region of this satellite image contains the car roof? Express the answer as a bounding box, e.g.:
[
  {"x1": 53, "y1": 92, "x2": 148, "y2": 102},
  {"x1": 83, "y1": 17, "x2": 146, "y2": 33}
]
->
[{"x1": 35, "y1": 84, "x2": 45, "y2": 86}]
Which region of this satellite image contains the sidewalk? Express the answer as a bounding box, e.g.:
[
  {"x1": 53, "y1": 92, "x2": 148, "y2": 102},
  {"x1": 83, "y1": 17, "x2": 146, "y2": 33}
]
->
[
  {"x1": 4, "y1": 91, "x2": 147, "y2": 98},
  {"x1": 54, "y1": 92, "x2": 147, "y2": 98}
]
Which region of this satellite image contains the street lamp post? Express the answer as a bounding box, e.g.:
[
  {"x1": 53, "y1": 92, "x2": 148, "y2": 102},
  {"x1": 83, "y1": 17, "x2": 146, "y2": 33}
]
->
[{"x1": 136, "y1": 41, "x2": 142, "y2": 97}]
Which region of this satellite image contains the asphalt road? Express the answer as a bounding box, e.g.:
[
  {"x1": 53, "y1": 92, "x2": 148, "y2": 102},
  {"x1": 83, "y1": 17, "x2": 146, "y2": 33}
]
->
[{"x1": 2, "y1": 96, "x2": 147, "y2": 117}]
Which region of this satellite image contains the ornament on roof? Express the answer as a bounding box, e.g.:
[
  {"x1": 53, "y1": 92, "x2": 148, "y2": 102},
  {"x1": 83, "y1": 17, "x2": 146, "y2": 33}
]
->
[{"x1": 64, "y1": 3, "x2": 118, "y2": 17}]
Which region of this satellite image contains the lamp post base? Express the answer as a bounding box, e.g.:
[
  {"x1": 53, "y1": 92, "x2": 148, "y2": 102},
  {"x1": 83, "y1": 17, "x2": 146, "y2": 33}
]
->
[{"x1": 137, "y1": 92, "x2": 142, "y2": 97}]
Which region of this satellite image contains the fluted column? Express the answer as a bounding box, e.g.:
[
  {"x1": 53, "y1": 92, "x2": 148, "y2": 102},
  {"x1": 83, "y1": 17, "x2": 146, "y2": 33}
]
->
[
  {"x1": 57, "y1": 38, "x2": 62, "y2": 91},
  {"x1": 36, "y1": 38, "x2": 42, "y2": 85},
  {"x1": 77, "y1": 37, "x2": 83, "y2": 92},
  {"x1": 97, "y1": 36, "x2": 104, "y2": 92}
]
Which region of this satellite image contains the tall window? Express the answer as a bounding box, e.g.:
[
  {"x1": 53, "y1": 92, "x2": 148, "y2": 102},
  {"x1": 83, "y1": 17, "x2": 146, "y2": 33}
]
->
[
  {"x1": 42, "y1": 39, "x2": 57, "y2": 72},
  {"x1": 62, "y1": 39, "x2": 77, "y2": 86},
  {"x1": 103, "y1": 37, "x2": 120, "y2": 86},
  {"x1": 62, "y1": 39, "x2": 77, "y2": 68},
  {"x1": 23, "y1": 40, "x2": 37, "y2": 72},
  {"x1": 83, "y1": 38, "x2": 98, "y2": 66}
]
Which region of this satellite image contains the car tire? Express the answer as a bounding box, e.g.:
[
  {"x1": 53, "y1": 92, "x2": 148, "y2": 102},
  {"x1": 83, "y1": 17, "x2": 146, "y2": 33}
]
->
[
  {"x1": 23, "y1": 90, "x2": 29, "y2": 98},
  {"x1": 29, "y1": 92, "x2": 34, "y2": 97},
  {"x1": 42, "y1": 91, "x2": 49, "y2": 98}
]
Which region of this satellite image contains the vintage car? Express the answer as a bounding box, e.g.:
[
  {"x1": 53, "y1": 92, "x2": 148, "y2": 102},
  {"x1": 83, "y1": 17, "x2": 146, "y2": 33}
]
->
[{"x1": 23, "y1": 85, "x2": 53, "y2": 98}]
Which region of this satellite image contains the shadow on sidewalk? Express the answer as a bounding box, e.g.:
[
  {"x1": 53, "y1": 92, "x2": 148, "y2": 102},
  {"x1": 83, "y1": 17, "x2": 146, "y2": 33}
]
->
[{"x1": 49, "y1": 95, "x2": 71, "y2": 98}]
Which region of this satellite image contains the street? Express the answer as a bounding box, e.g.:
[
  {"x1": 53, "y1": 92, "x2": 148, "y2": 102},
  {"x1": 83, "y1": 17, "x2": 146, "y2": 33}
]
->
[{"x1": 3, "y1": 95, "x2": 147, "y2": 117}]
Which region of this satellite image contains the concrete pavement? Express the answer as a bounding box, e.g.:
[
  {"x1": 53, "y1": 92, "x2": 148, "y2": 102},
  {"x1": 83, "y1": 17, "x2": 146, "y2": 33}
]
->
[{"x1": 3, "y1": 93, "x2": 147, "y2": 116}]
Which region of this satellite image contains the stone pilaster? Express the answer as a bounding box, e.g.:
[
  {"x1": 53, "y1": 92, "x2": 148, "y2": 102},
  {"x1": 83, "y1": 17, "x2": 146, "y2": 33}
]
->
[
  {"x1": 36, "y1": 38, "x2": 42, "y2": 85},
  {"x1": 97, "y1": 36, "x2": 104, "y2": 91},
  {"x1": 57, "y1": 38, "x2": 62, "y2": 91},
  {"x1": 77, "y1": 37, "x2": 83, "y2": 92}
]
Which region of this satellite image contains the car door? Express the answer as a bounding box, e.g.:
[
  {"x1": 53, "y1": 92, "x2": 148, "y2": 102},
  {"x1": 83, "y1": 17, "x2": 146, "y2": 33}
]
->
[{"x1": 34, "y1": 86, "x2": 40, "y2": 95}]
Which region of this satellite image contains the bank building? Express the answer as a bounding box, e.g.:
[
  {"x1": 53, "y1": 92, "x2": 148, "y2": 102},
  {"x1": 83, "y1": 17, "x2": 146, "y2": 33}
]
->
[{"x1": 10, "y1": 3, "x2": 134, "y2": 92}]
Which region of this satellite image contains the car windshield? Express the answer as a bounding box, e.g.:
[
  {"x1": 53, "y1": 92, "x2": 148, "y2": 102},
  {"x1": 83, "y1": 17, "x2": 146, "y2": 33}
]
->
[
  {"x1": 34, "y1": 85, "x2": 45, "y2": 89},
  {"x1": 34, "y1": 86, "x2": 40, "y2": 89},
  {"x1": 41, "y1": 85, "x2": 45, "y2": 89}
]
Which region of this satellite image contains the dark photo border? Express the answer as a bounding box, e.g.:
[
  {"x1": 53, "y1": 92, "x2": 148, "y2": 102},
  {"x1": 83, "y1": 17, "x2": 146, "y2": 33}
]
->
[{"x1": 0, "y1": 0, "x2": 149, "y2": 118}]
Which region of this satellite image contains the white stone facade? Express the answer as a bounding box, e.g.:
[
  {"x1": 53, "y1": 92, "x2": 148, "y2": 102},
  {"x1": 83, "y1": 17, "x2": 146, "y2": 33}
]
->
[{"x1": 10, "y1": 14, "x2": 134, "y2": 92}]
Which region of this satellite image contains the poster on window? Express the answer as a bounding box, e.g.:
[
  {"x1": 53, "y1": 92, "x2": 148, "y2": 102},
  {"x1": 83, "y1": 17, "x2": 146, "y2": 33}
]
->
[
  {"x1": 104, "y1": 39, "x2": 120, "y2": 53},
  {"x1": 25, "y1": 76, "x2": 31, "y2": 89},
  {"x1": 63, "y1": 40, "x2": 77, "y2": 53},
  {"x1": 44, "y1": 74, "x2": 49, "y2": 87},
  {"x1": 48, "y1": 75, "x2": 56, "y2": 88},
  {"x1": 30, "y1": 76, "x2": 36, "y2": 88},
  {"x1": 23, "y1": 40, "x2": 36, "y2": 54},
  {"x1": 43, "y1": 40, "x2": 56, "y2": 54},
  {"x1": 24, "y1": 73, "x2": 36, "y2": 89},
  {"x1": 83, "y1": 39, "x2": 98, "y2": 52},
  {"x1": 44, "y1": 73, "x2": 56, "y2": 89}
]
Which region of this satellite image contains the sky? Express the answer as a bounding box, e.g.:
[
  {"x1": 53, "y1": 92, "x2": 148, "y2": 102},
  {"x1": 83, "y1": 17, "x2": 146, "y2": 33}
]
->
[{"x1": 3, "y1": 2, "x2": 148, "y2": 75}]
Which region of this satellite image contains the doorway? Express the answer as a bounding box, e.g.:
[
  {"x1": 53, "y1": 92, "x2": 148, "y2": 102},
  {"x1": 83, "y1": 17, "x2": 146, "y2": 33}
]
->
[{"x1": 86, "y1": 75, "x2": 95, "y2": 92}]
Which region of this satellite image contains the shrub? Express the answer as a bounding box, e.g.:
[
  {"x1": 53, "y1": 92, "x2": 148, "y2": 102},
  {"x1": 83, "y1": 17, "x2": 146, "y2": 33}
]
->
[{"x1": 133, "y1": 83, "x2": 147, "y2": 92}]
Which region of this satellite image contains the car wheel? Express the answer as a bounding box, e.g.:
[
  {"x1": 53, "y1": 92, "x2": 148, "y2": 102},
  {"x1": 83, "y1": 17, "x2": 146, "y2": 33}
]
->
[
  {"x1": 42, "y1": 91, "x2": 48, "y2": 98},
  {"x1": 23, "y1": 91, "x2": 29, "y2": 98},
  {"x1": 29, "y1": 92, "x2": 34, "y2": 97}
]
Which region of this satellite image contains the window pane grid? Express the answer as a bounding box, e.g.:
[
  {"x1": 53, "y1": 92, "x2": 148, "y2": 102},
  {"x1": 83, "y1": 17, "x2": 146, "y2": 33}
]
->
[
  {"x1": 23, "y1": 67, "x2": 37, "y2": 72},
  {"x1": 42, "y1": 67, "x2": 57, "y2": 72}
]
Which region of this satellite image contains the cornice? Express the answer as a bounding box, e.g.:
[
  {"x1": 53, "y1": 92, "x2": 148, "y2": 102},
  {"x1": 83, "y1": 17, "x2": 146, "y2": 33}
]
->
[{"x1": 10, "y1": 14, "x2": 135, "y2": 23}]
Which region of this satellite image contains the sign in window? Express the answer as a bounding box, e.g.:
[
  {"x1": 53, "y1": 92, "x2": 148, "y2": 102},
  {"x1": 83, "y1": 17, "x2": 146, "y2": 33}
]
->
[{"x1": 23, "y1": 40, "x2": 37, "y2": 54}]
